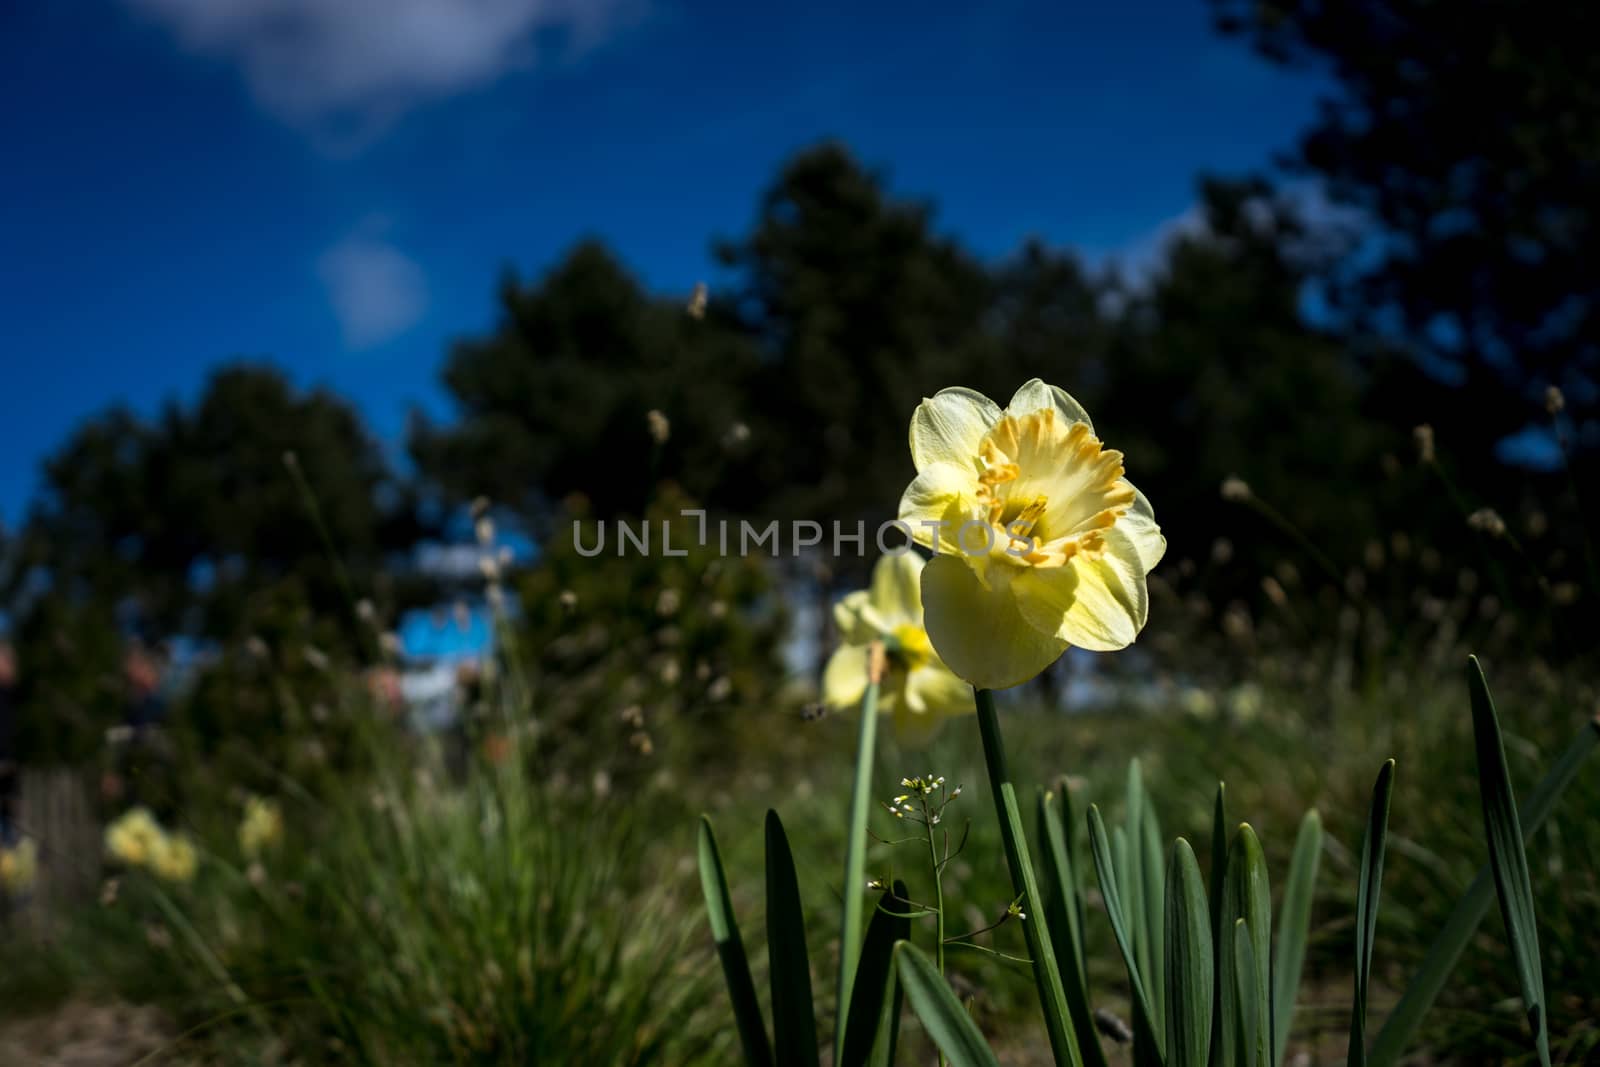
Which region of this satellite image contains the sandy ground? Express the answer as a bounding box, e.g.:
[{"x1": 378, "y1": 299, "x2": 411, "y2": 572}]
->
[{"x1": 0, "y1": 998, "x2": 179, "y2": 1066}]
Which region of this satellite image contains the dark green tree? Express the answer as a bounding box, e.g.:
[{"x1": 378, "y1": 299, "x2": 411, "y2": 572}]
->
[
  {"x1": 412, "y1": 241, "x2": 763, "y2": 521},
  {"x1": 1212, "y1": 0, "x2": 1600, "y2": 443}
]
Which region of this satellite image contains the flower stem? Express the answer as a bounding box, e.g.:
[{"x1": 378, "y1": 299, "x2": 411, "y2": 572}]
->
[
  {"x1": 832, "y1": 652, "x2": 883, "y2": 1064},
  {"x1": 927, "y1": 806, "x2": 948, "y2": 1067},
  {"x1": 974, "y1": 687, "x2": 1083, "y2": 1067}
]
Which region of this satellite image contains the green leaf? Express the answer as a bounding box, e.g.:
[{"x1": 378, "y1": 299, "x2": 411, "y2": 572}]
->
[
  {"x1": 1040, "y1": 787, "x2": 1109, "y2": 1067},
  {"x1": 1141, "y1": 801, "x2": 1167, "y2": 1059},
  {"x1": 1208, "y1": 784, "x2": 1228, "y2": 1067},
  {"x1": 697, "y1": 816, "x2": 773, "y2": 1067},
  {"x1": 974, "y1": 688, "x2": 1085, "y2": 1067},
  {"x1": 840, "y1": 881, "x2": 909, "y2": 1067},
  {"x1": 834, "y1": 675, "x2": 883, "y2": 1064},
  {"x1": 1163, "y1": 839, "x2": 1213, "y2": 1067},
  {"x1": 894, "y1": 940, "x2": 1001, "y2": 1067},
  {"x1": 766, "y1": 809, "x2": 818, "y2": 1067},
  {"x1": 1088, "y1": 803, "x2": 1165, "y2": 1063},
  {"x1": 1370, "y1": 716, "x2": 1598, "y2": 1066},
  {"x1": 1221, "y1": 824, "x2": 1271, "y2": 1067},
  {"x1": 1233, "y1": 919, "x2": 1260, "y2": 1067},
  {"x1": 1348, "y1": 760, "x2": 1395, "y2": 1067},
  {"x1": 1273, "y1": 810, "x2": 1322, "y2": 1066},
  {"x1": 1467, "y1": 657, "x2": 1551, "y2": 1067}
]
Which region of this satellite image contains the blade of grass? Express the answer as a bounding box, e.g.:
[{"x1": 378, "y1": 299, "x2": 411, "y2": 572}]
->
[
  {"x1": 1348, "y1": 760, "x2": 1395, "y2": 1067},
  {"x1": 1273, "y1": 810, "x2": 1322, "y2": 1067},
  {"x1": 1040, "y1": 788, "x2": 1109, "y2": 1067},
  {"x1": 1088, "y1": 804, "x2": 1165, "y2": 1064},
  {"x1": 894, "y1": 941, "x2": 1001, "y2": 1067},
  {"x1": 1467, "y1": 656, "x2": 1550, "y2": 1067},
  {"x1": 698, "y1": 816, "x2": 773, "y2": 1067},
  {"x1": 973, "y1": 688, "x2": 1085, "y2": 1067},
  {"x1": 766, "y1": 809, "x2": 819, "y2": 1067},
  {"x1": 834, "y1": 667, "x2": 884, "y2": 1064},
  {"x1": 840, "y1": 880, "x2": 909, "y2": 1067},
  {"x1": 1370, "y1": 713, "x2": 1598, "y2": 1065},
  {"x1": 1164, "y1": 839, "x2": 1212, "y2": 1067}
]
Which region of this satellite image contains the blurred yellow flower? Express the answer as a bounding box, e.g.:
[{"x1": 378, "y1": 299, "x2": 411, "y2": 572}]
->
[
  {"x1": 238, "y1": 796, "x2": 283, "y2": 857},
  {"x1": 1, "y1": 838, "x2": 38, "y2": 894},
  {"x1": 898, "y1": 379, "x2": 1165, "y2": 689},
  {"x1": 821, "y1": 552, "x2": 971, "y2": 741},
  {"x1": 150, "y1": 833, "x2": 198, "y2": 884},
  {"x1": 105, "y1": 807, "x2": 165, "y2": 868}
]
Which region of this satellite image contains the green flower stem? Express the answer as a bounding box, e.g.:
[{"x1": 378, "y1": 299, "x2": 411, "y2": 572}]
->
[
  {"x1": 834, "y1": 658, "x2": 883, "y2": 1064},
  {"x1": 927, "y1": 803, "x2": 949, "y2": 1067},
  {"x1": 974, "y1": 687, "x2": 1083, "y2": 1067}
]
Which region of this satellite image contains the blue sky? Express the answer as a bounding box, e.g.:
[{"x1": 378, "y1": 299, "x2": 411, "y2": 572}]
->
[{"x1": 0, "y1": 0, "x2": 1325, "y2": 526}]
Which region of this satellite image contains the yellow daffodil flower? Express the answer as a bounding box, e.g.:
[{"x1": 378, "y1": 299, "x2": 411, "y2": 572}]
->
[
  {"x1": 821, "y1": 551, "x2": 972, "y2": 740},
  {"x1": 238, "y1": 796, "x2": 283, "y2": 857},
  {"x1": 898, "y1": 379, "x2": 1165, "y2": 689},
  {"x1": 0, "y1": 838, "x2": 38, "y2": 894},
  {"x1": 105, "y1": 807, "x2": 165, "y2": 868},
  {"x1": 149, "y1": 833, "x2": 198, "y2": 884}
]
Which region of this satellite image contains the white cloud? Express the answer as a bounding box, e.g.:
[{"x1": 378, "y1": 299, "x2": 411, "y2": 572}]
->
[
  {"x1": 123, "y1": 0, "x2": 634, "y2": 142},
  {"x1": 317, "y1": 225, "x2": 428, "y2": 350}
]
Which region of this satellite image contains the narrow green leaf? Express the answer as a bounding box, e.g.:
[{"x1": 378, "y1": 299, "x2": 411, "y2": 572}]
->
[
  {"x1": 1208, "y1": 784, "x2": 1228, "y2": 1067},
  {"x1": 1088, "y1": 804, "x2": 1165, "y2": 1063},
  {"x1": 1058, "y1": 775, "x2": 1089, "y2": 943},
  {"x1": 766, "y1": 809, "x2": 819, "y2": 1067},
  {"x1": 1164, "y1": 839, "x2": 1213, "y2": 1067},
  {"x1": 894, "y1": 941, "x2": 1001, "y2": 1067},
  {"x1": 1141, "y1": 802, "x2": 1167, "y2": 1057},
  {"x1": 1348, "y1": 760, "x2": 1395, "y2": 1067},
  {"x1": 1126, "y1": 759, "x2": 1147, "y2": 948},
  {"x1": 698, "y1": 816, "x2": 773, "y2": 1067},
  {"x1": 1273, "y1": 810, "x2": 1322, "y2": 1067},
  {"x1": 1467, "y1": 657, "x2": 1551, "y2": 1067},
  {"x1": 974, "y1": 689, "x2": 1085, "y2": 1067},
  {"x1": 1040, "y1": 788, "x2": 1109, "y2": 1067},
  {"x1": 1233, "y1": 919, "x2": 1259, "y2": 1067},
  {"x1": 840, "y1": 881, "x2": 909, "y2": 1067},
  {"x1": 1114, "y1": 824, "x2": 1137, "y2": 948},
  {"x1": 834, "y1": 674, "x2": 883, "y2": 1064},
  {"x1": 1371, "y1": 717, "x2": 1599, "y2": 1066},
  {"x1": 1221, "y1": 824, "x2": 1271, "y2": 1067}
]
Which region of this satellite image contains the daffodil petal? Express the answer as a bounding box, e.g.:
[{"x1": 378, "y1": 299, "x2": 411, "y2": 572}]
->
[
  {"x1": 1006, "y1": 378, "x2": 1093, "y2": 432},
  {"x1": 909, "y1": 388, "x2": 1001, "y2": 472},
  {"x1": 832, "y1": 590, "x2": 874, "y2": 642},
  {"x1": 869, "y1": 549, "x2": 925, "y2": 626},
  {"x1": 903, "y1": 661, "x2": 975, "y2": 719},
  {"x1": 898, "y1": 461, "x2": 976, "y2": 553},
  {"x1": 1013, "y1": 527, "x2": 1148, "y2": 651},
  {"x1": 821, "y1": 644, "x2": 871, "y2": 710},
  {"x1": 920, "y1": 554, "x2": 1069, "y2": 690},
  {"x1": 1116, "y1": 481, "x2": 1167, "y2": 572}
]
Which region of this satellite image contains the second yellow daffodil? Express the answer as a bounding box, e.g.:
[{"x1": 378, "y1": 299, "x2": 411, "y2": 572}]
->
[{"x1": 821, "y1": 551, "x2": 972, "y2": 740}]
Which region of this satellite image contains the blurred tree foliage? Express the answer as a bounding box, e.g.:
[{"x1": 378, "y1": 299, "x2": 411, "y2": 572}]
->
[
  {"x1": 410, "y1": 242, "x2": 765, "y2": 521},
  {"x1": 1211, "y1": 0, "x2": 1600, "y2": 447},
  {"x1": 7, "y1": 365, "x2": 420, "y2": 762}
]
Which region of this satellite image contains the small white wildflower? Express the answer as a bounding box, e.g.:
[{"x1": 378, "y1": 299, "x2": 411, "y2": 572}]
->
[{"x1": 1220, "y1": 476, "x2": 1252, "y2": 502}]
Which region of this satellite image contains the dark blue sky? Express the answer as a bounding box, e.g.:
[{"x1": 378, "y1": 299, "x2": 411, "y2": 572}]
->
[{"x1": 0, "y1": 0, "x2": 1324, "y2": 526}]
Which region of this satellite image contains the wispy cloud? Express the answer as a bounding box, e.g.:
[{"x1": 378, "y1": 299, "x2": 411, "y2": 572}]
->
[
  {"x1": 122, "y1": 0, "x2": 636, "y2": 144},
  {"x1": 317, "y1": 223, "x2": 428, "y2": 350}
]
